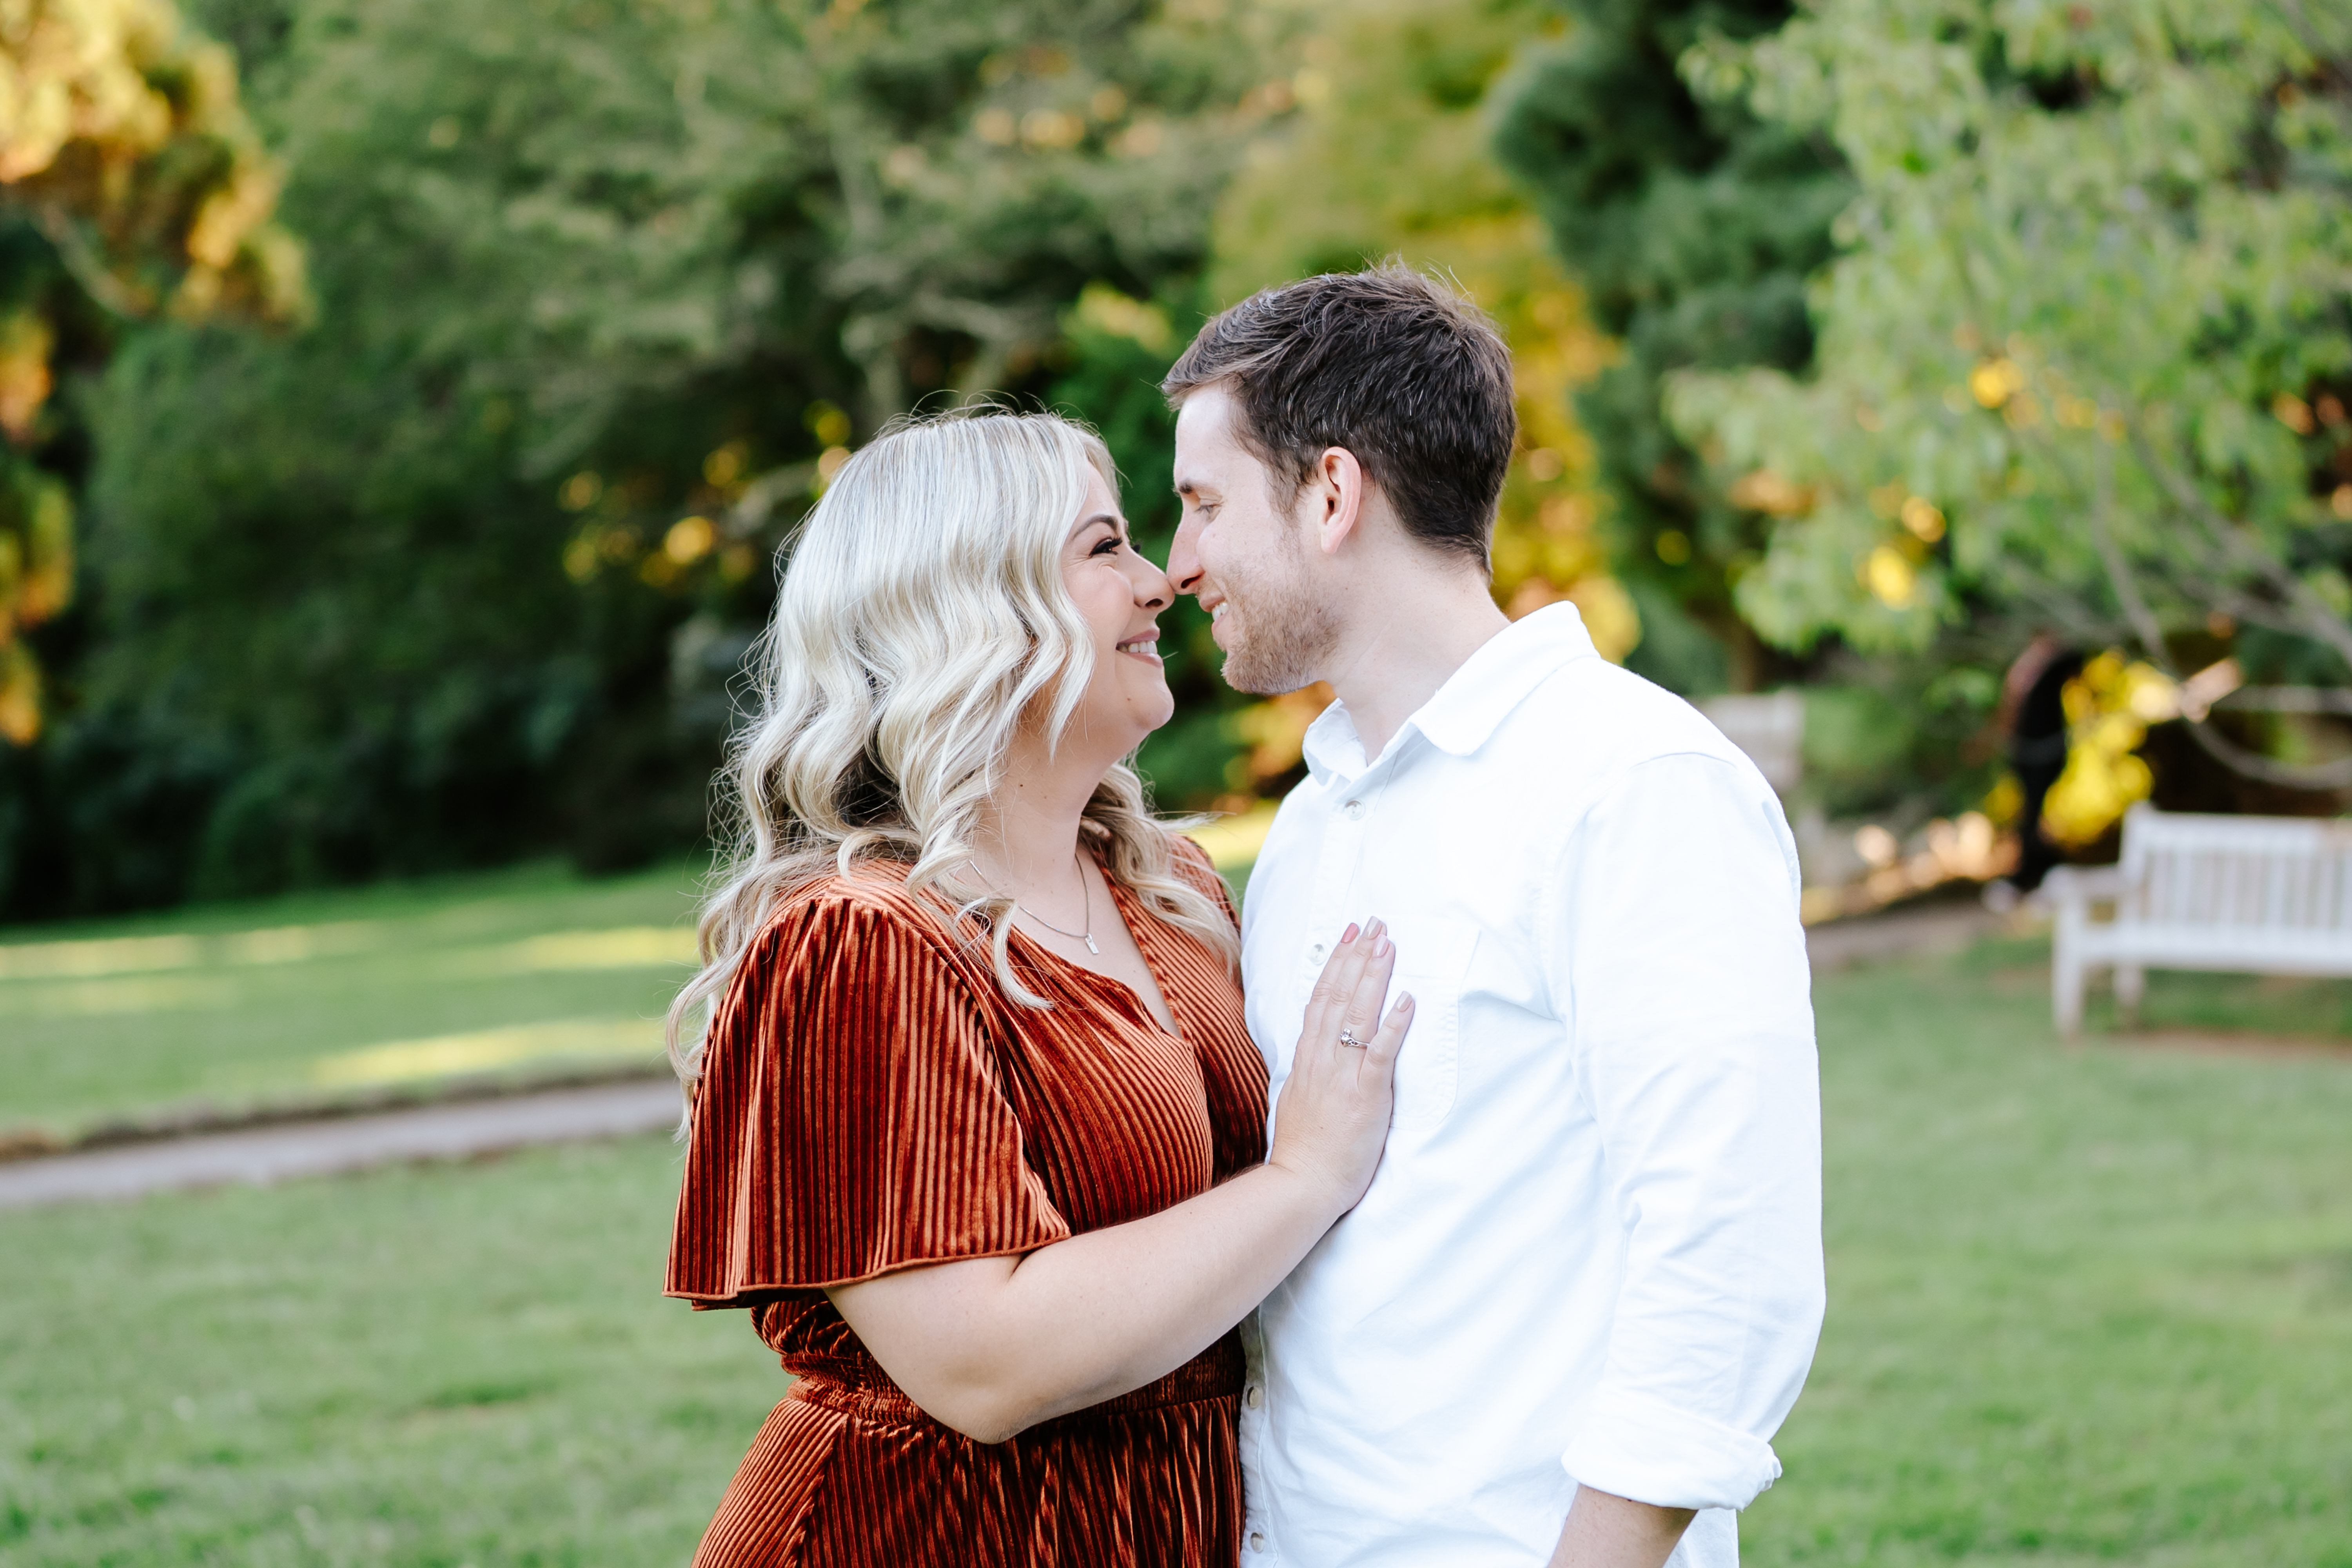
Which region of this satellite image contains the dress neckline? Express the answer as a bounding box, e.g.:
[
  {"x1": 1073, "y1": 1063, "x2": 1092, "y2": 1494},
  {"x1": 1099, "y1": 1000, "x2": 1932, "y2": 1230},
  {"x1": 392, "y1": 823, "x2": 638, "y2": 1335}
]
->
[{"x1": 1004, "y1": 851, "x2": 1185, "y2": 1041}]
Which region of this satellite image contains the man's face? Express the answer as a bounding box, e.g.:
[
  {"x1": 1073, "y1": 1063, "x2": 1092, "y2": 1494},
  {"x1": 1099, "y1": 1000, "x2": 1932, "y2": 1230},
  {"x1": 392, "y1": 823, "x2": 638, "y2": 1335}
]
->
[{"x1": 1168, "y1": 385, "x2": 1338, "y2": 695}]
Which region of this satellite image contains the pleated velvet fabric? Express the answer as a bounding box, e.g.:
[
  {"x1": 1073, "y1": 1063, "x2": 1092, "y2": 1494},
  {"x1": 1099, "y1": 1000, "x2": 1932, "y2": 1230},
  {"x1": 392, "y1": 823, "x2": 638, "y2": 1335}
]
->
[{"x1": 667, "y1": 836, "x2": 1267, "y2": 1568}]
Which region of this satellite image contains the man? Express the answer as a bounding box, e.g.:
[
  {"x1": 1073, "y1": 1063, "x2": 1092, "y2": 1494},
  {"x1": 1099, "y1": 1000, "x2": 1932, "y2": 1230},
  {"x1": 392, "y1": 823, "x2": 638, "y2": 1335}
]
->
[
  {"x1": 1162, "y1": 266, "x2": 1824, "y2": 1568},
  {"x1": 1992, "y1": 632, "x2": 2083, "y2": 897}
]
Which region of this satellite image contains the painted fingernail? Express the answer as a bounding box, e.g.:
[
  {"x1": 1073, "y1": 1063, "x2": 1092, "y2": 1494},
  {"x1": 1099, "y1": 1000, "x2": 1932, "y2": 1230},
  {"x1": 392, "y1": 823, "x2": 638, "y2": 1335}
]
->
[
  {"x1": 1372, "y1": 934, "x2": 1391, "y2": 957},
  {"x1": 1394, "y1": 993, "x2": 1415, "y2": 1011},
  {"x1": 1341, "y1": 922, "x2": 1360, "y2": 944}
]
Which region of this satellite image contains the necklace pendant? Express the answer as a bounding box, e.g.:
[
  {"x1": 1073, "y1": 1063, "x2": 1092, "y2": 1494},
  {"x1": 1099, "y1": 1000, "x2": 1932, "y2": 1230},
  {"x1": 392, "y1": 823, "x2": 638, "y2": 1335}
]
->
[{"x1": 1083, "y1": 933, "x2": 1100, "y2": 955}]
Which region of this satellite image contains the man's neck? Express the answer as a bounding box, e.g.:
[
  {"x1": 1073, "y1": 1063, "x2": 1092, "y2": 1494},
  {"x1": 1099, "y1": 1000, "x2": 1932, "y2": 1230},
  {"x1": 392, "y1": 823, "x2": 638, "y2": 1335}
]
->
[{"x1": 1319, "y1": 569, "x2": 1510, "y2": 765}]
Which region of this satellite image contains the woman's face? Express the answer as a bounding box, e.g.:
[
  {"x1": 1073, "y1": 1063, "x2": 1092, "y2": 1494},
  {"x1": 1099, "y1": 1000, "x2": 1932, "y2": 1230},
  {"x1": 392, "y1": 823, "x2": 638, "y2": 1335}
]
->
[{"x1": 1057, "y1": 464, "x2": 1176, "y2": 752}]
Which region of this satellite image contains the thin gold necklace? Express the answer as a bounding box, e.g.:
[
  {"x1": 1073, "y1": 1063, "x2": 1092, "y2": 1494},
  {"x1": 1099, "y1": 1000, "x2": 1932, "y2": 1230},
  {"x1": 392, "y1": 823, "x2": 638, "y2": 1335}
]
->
[{"x1": 1017, "y1": 853, "x2": 1099, "y2": 955}]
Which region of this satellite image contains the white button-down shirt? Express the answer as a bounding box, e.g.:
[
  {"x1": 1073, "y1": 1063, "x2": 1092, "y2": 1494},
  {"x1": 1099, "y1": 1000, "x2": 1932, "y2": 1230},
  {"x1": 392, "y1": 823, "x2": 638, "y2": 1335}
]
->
[{"x1": 1237, "y1": 604, "x2": 1824, "y2": 1567}]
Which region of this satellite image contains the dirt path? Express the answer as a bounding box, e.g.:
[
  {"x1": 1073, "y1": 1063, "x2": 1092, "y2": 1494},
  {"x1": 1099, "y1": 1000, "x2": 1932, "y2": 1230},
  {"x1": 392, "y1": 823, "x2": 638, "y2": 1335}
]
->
[
  {"x1": 1803, "y1": 898, "x2": 2007, "y2": 973},
  {"x1": 0, "y1": 1078, "x2": 682, "y2": 1210}
]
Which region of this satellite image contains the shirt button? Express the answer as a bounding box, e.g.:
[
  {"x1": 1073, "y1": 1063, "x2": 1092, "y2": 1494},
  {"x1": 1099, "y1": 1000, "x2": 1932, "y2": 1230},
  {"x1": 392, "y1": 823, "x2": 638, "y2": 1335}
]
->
[
  {"x1": 1249, "y1": 1533, "x2": 1266, "y2": 1553},
  {"x1": 1308, "y1": 943, "x2": 1326, "y2": 965},
  {"x1": 1245, "y1": 1383, "x2": 1263, "y2": 1408},
  {"x1": 1343, "y1": 799, "x2": 1367, "y2": 820}
]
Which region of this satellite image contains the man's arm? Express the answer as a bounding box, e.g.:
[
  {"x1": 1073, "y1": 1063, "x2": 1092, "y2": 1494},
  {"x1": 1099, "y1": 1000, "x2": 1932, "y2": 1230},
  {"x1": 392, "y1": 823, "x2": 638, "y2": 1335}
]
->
[
  {"x1": 1539, "y1": 751, "x2": 1826, "y2": 1540},
  {"x1": 1547, "y1": 1489, "x2": 1696, "y2": 1568}
]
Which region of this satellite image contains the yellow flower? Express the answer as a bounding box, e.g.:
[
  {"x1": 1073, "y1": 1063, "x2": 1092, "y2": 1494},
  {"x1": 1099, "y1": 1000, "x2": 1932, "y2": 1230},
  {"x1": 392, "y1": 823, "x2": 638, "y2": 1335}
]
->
[
  {"x1": 1862, "y1": 545, "x2": 1915, "y2": 608},
  {"x1": 2041, "y1": 649, "x2": 2166, "y2": 846}
]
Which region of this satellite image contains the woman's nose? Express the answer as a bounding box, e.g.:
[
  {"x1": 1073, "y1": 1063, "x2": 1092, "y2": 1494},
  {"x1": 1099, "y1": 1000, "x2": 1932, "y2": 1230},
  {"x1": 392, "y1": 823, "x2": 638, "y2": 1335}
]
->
[{"x1": 1132, "y1": 556, "x2": 1173, "y2": 609}]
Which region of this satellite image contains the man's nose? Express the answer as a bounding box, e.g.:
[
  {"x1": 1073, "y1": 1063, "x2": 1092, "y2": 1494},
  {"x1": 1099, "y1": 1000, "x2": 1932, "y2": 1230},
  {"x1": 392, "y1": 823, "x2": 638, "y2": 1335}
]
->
[{"x1": 1165, "y1": 518, "x2": 1204, "y2": 596}]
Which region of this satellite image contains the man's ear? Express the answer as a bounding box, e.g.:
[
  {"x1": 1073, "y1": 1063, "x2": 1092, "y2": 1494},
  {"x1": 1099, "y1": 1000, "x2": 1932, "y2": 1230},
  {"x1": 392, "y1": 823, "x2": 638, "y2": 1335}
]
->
[{"x1": 1308, "y1": 447, "x2": 1368, "y2": 558}]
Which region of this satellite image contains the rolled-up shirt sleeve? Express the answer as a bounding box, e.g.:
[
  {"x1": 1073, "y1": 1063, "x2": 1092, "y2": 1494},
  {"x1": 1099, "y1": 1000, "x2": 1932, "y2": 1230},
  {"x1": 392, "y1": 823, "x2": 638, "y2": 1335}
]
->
[{"x1": 1543, "y1": 751, "x2": 1826, "y2": 1512}]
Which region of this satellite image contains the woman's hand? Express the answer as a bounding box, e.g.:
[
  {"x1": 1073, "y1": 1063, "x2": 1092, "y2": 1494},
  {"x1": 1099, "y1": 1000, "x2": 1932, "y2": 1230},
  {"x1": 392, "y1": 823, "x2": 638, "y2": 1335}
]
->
[
  {"x1": 1266, "y1": 918, "x2": 1414, "y2": 1215},
  {"x1": 824, "y1": 918, "x2": 1411, "y2": 1444}
]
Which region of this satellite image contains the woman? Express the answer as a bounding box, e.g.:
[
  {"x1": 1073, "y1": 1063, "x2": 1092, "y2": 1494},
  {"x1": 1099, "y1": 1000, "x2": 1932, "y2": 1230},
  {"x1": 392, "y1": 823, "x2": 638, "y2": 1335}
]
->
[{"x1": 664, "y1": 410, "x2": 1412, "y2": 1566}]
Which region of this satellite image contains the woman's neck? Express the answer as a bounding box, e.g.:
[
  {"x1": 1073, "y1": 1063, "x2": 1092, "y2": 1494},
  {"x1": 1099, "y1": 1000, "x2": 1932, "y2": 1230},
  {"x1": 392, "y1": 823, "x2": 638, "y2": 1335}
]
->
[{"x1": 972, "y1": 724, "x2": 1115, "y2": 894}]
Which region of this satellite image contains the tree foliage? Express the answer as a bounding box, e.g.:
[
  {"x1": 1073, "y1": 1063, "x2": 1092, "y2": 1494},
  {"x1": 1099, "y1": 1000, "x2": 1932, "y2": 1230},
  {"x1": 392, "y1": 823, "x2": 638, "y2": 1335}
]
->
[
  {"x1": 0, "y1": 0, "x2": 300, "y2": 744},
  {"x1": 1666, "y1": 0, "x2": 2352, "y2": 787},
  {"x1": 1, "y1": 0, "x2": 1276, "y2": 918},
  {"x1": 1180, "y1": 0, "x2": 1628, "y2": 798},
  {"x1": 1214, "y1": 0, "x2": 1625, "y2": 630},
  {"x1": 1490, "y1": 0, "x2": 1849, "y2": 693}
]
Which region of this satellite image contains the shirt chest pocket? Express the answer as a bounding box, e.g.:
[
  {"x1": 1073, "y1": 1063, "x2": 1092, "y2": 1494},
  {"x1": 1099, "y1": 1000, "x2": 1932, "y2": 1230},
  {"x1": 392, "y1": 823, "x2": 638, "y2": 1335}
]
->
[{"x1": 1384, "y1": 925, "x2": 1478, "y2": 1131}]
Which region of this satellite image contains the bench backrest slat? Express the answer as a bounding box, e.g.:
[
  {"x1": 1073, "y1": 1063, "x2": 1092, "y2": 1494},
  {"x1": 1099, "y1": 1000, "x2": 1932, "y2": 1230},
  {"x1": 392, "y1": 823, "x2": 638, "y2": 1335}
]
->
[{"x1": 2118, "y1": 805, "x2": 2352, "y2": 936}]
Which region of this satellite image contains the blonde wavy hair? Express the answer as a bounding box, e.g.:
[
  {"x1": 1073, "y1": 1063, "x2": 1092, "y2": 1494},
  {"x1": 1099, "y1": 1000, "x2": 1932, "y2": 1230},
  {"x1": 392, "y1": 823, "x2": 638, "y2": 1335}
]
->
[{"x1": 666, "y1": 409, "x2": 1239, "y2": 1090}]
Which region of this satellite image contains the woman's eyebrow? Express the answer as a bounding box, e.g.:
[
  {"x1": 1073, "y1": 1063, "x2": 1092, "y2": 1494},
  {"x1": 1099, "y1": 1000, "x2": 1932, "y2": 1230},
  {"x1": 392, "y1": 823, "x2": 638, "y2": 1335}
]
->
[{"x1": 1072, "y1": 510, "x2": 1125, "y2": 539}]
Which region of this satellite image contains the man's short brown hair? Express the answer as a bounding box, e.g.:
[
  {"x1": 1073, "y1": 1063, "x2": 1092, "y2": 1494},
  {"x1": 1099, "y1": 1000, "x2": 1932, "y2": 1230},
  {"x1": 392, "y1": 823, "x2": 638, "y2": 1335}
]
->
[{"x1": 1161, "y1": 264, "x2": 1517, "y2": 567}]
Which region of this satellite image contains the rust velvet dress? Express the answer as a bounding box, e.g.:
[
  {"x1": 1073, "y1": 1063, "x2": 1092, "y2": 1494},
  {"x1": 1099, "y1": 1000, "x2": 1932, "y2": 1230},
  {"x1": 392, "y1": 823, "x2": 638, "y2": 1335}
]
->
[{"x1": 666, "y1": 838, "x2": 1268, "y2": 1567}]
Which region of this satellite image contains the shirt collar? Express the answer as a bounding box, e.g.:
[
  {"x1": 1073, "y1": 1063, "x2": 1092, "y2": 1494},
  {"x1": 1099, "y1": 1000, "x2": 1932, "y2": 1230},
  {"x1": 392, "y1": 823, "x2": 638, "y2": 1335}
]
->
[{"x1": 1299, "y1": 602, "x2": 1600, "y2": 785}]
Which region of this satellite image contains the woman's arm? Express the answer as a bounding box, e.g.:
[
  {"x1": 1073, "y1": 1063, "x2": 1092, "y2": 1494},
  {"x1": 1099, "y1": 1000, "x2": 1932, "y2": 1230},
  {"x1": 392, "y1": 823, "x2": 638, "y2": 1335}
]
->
[{"x1": 828, "y1": 919, "x2": 1412, "y2": 1443}]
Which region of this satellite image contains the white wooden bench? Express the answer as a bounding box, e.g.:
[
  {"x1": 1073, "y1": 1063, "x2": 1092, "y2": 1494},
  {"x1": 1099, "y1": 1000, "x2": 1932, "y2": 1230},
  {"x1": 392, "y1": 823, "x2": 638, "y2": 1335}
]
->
[{"x1": 2043, "y1": 804, "x2": 2352, "y2": 1034}]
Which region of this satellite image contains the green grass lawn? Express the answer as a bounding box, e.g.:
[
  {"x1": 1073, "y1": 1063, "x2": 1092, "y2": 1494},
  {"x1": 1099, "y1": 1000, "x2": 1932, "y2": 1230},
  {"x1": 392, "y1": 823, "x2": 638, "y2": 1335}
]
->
[
  {"x1": 0, "y1": 862, "x2": 707, "y2": 1139},
  {"x1": 0, "y1": 1137, "x2": 773, "y2": 1567},
  {"x1": 2, "y1": 879, "x2": 2349, "y2": 1566},
  {"x1": 1747, "y1": 940, "x2": 2352, "y2": 1568}
]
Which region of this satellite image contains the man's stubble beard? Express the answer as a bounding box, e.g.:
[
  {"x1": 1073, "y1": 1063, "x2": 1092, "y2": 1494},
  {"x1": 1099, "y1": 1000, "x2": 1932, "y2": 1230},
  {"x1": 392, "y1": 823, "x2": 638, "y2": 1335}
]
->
[{"x1": 1217, "y1": 538, "x2": 1339, "y2": 697}]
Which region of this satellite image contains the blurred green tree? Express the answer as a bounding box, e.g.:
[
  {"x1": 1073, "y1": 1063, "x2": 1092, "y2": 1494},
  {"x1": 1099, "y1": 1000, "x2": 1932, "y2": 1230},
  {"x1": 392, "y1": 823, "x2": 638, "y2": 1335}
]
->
[
  {"x1": 1665, "y1": 0, "x2": 2352, "y2": 790},
  {"x1": 0, "y1": 0, "x2": 301, "y2": 745},
  {"x1": 1165, "y1": 0, "x2": 1627, "y2": 806},
  {"x1": 1490, "y1": 0, "x2": 1849, "y2": 694},
  {"x1": 1, "y1": 0, "x2": 1279, "y2": 916},
  {"x1": 1214, "y1": 0, "x2": 1626, "y2": 631}
]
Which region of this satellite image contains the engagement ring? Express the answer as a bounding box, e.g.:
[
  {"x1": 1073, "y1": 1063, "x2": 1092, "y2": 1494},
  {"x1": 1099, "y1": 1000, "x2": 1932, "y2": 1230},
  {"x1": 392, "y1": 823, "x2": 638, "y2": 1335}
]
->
[{"x1": 1337, "y1": 1029, "x2": 1367, "y2": 1049}]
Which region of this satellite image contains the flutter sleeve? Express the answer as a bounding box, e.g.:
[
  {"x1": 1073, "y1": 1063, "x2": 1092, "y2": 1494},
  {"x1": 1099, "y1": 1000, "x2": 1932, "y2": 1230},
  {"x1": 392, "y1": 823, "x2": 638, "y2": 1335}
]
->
[{"x1": 666, "y1": 889, "x2": 1072, "y2": 1306}]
